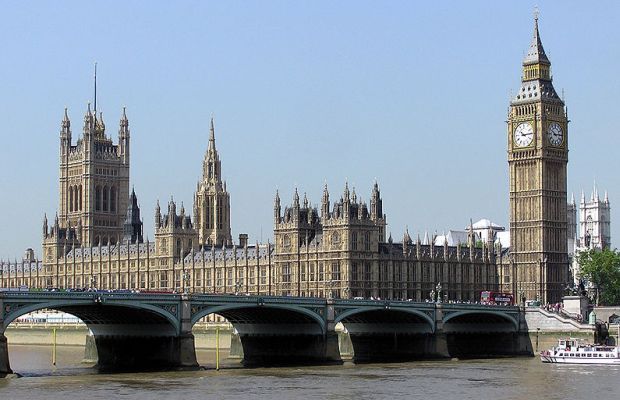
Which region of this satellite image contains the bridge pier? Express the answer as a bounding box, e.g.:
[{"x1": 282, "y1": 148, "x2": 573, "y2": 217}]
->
[{"x1": 0, "y1": 334, "x2": 11, "y2": 377}]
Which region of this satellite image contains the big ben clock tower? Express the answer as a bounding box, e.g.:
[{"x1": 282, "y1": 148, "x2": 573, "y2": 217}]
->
[{"x1": 508, "y1": 14, "x2": 569, "y2": 303}]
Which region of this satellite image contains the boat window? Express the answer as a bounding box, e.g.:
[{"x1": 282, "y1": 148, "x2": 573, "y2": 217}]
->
[
  {"x1": 587, "y1": 354, "x2": 591, "y2": 357},
  {"x1": 570, "y1": 353, "x2": 574, "y2": 357}
]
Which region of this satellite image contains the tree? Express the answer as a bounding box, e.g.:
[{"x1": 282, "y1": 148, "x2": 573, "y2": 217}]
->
[{"x1": 577, "y1": 248, "x2": 620, "y2": 306}]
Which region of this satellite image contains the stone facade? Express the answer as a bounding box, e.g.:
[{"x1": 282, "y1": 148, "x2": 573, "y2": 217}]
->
[{"x1": 0, "y1": 113, "x2": 499, "y2": 301}]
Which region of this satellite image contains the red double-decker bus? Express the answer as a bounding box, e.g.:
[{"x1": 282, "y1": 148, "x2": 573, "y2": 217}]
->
[{"x1": 480, "y1": 291, "x2": 514, "y2": 306}]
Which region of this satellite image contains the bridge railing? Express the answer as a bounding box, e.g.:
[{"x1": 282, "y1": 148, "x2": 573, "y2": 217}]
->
[{"x1": 189, "y1": 294, "x2": 326, "y2": 305}]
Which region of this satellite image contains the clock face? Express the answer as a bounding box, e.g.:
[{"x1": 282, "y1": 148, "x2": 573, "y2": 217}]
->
[
  {"x1": 547, "y1": 122, "x2": 564, "y2": 146},
  {"x1": 514, "y1": 122, "x2": 534, "y2": 147}
]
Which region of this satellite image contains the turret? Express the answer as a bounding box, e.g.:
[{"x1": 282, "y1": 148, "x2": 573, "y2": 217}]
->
[
  {"x1": 403, "y1": 228, "x2": 411, "y2": 255},
  {"x1": 118, "y1": 107, "x2": 130, "y2": 164},
  {"x1": 274, "y1": 190, "x2": 281, "y2": 225},
  {"x1": 370, "y1": 181, "x2": 381, "y2": 221},
  {"x1": 60, "y1": 108, "x2": 71, "y2": 154},
  {"x1": 321, "y1": 184, "x2": 330, "y2": 220},
  {"x1": 123, "y1": 188, "x2": 143, "y2": 244},
  {"x1": 96, "y1": 112, "x2": 106, "y2": 137},
  {"x1": 83, "y1": 103, "x2": 95, "y2": 155},
  {"x1": 343, "y1": 182, "x2": 350, "y2": 220},
  {"x1": 292, "y1": 188, "x2": 300, "y2": 223},
  {"x1": 155, "y1": 199, "x2": 161, "y2": 229},
  {"x1": 168, "y1": 198, "x2": 176, "y2": 226},
  {"x1": 180, "y1": 202, "x2": 187, "y2": 229},
  {"x1": 43, "y1": 214, "x2": 48, "y2": 238}
]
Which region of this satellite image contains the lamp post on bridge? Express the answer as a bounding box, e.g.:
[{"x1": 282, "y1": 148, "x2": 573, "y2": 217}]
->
[
  {"x1": 182, "y1": 271, "x2": 190, "y2": 294},
  {"x1": 234, "y1": 280, "x2": 242, "y2": 295}
]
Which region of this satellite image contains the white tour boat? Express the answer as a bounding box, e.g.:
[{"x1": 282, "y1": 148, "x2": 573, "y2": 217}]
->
[{"x1": 540, "y1": 338, "x2": 620, "y2": 364}]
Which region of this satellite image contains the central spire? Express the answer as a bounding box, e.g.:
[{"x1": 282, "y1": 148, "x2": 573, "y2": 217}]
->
[
  {"x1": 209, "y1": 115, "x2": 216, "y2": 148},
  {"x1": 202, "y1": 116, "x2": 222, "y2": 186}
]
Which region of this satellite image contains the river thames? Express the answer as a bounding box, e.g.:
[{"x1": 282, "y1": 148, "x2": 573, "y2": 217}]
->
[{"x1": 1, "y1": 345, "x2": 618, "y2": 399}]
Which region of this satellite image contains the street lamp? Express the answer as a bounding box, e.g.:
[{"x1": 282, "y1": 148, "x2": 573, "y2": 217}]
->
[
  {"x1": 90, "y1": 276, "x2": 96, "y2": 291},
  {"x1": 182, "y1": 271, "x2": 190, "y2": 294},
  {"x1": 435, "y1": 282, "x2": 442, "y2": 303},
  {"x1": 343, "y1": 287, "x2": 350, "y2": 299},
  {"x1": 234, "y1": 280, "x2": 242, "y2": 295}
]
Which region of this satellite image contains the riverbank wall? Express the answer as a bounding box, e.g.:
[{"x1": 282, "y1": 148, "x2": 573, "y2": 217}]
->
[
  {"x1": 524, "y1": 308, "x2": 597, "y2": 352},
  {"x1": 5, "y1": 324, "x2": 233, "y2": 349}
]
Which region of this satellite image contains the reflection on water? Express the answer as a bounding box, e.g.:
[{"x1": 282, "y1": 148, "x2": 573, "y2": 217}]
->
[{"x1": 1, "y1": 344, "x2": 618, "y2": 400}]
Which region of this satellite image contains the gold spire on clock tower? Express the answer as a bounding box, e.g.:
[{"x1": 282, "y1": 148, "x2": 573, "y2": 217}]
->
[{"x1": 507, "y1": 13, "x2": 569, "y2": 303}]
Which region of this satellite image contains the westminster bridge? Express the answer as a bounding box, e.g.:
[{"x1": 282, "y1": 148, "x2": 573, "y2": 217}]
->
[{"x1": 0, "y1": 292, "x2": 532, "y2": 375}]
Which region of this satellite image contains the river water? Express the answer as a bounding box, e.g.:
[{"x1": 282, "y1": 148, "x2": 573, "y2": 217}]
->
[{"x1": 1, "y1": 344, "x2": 618, "y2": 399}]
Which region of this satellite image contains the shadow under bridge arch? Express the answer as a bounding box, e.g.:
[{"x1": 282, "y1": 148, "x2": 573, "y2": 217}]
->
[
  {"x1": 191, "y1": 301, "x2": 340, "y2": 366},
  {"x1": 335, "y1": 307, "x2": 437, "y2": 363},
  {"x1": 442, "y1": 309, "x2": 523, "y2": 358}
]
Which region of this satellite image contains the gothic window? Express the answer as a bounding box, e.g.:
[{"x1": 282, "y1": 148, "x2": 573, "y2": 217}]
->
[
  {"x1": 217, "y1": 204, "x2": 223, "y2": 229},
  {"x1": 352, "y1": 232, "x2": 358, "y2": 250},
  {"x1": 159, "y1": 272, "x2": 168, "y2": 289},
  {"x1": 364, "y1": 262, "x2": 371, "y2": 281},
  {"x1": 69, "y1": 186, "x2": 74, "y2": 212},
  {"x1": 364, "y1": 232, "x2": 370, "y2": 251},
  {"x1": 74, "y1": 185, "x2": 79, "y2": 212},
  {"x1": 352, "y1": 262, "x2": 359, "y2": 281},
  {"x1": 78, "y1": 185, "x2": 82, "y2": 211},
  {"x1": 301, "y1": 263, "x2": 306, "y2": 281},
  {"x1": 102, "y1": 186, "x2": 109, "y2": 212},
  {"x1": 282, "y1": 263, "x2": 291, "y2": 283},
  {"x1": 110, "y1": 186, "x2": 116, "y2": 212},
  {"x1": 318, "y1": 263, "x2": 324, "y2": 281},
  {"x1": 331, "y1": 261, "x2": 340, "y2": 281},
  {"x1": 95, "y1": 186, "x2": 101, "y2": 211},
  {"x1": 227, "y1": 269, "x2": 233, "y2": 286}
]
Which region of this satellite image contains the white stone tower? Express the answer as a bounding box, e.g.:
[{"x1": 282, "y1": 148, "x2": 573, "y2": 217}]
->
[{"x1": 579, "y1": 184, "x2": 611, "y2": 249}]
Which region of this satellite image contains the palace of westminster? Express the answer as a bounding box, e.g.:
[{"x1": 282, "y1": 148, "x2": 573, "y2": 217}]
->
[{"x1": 0, "y1": 17, "x2": 612, "y2": 304}]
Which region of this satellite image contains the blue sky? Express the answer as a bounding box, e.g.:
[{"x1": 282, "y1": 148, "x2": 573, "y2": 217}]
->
[{"x1": 1, "y1": 1, "x2": 619, "y2": 258}]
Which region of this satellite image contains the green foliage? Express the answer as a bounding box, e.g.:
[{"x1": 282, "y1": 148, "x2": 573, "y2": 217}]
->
[{"x1": 577, "y1": 248, "x2": 620, "y2": 306}]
